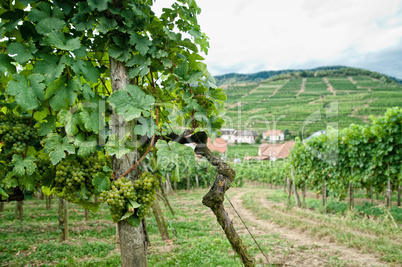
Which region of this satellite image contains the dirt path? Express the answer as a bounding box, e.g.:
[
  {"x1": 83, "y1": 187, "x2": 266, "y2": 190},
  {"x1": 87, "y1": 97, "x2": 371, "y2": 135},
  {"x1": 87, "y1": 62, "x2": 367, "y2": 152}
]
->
[
  {"x1": 323, "y1": 77, "x2": 336, "y2": 96},
  {"x1": 266, "y1": 79, "x2": 289, "y2": 99},
  {"x1": 295, "y1": 78, "x2": 306, "y2": 97},
  {"x1": 348, "y1": 76, "x2": 372, "y2": 92},
  {"x1": 226, "y1": 188, "x2": 387, "y2": 266},
  {"x1": 241, "y1": 84, "x2": 262, "y2": 99},
  {"x1": 347, "y1": 98, "x2": 377, "y2": 123}
]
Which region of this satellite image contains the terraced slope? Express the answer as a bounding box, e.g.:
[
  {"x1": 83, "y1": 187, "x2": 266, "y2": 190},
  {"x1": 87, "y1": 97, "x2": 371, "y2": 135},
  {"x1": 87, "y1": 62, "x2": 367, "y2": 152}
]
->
[{"x1": 222, "y1": 76, "x2": 402, "y2": 137}]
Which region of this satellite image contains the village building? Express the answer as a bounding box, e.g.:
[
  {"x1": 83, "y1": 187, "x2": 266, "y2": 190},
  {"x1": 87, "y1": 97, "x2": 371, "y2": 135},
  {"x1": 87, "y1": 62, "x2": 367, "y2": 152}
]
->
[
  {"x1": 234, "y1": 130, "x2": 258, "y2": 143},
  {"x1": 207, "y1": 137, "x2": 228, "y2": 154},
  {"x1": 263, "y1": 129, "x2": 284, "y2": 142},
  {"x1": 258, "y1": 141, "x2": 296, "y2": 161},
  {"x1": 220, "y1": 128, "x2": 236, "y2": 144}
]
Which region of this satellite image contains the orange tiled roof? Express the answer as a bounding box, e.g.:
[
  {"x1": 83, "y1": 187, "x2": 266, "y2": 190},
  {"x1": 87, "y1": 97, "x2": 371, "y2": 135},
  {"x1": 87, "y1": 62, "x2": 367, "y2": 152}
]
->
[
  {"x1": 259, "y1": 141, "x2": 295, "y2": 158},
  {"x1": 207, "y1": 137, "x2": 227, "y2": 153},
  {"x1": 263, "y1": 130, "x2": 283, "y2": 136}
]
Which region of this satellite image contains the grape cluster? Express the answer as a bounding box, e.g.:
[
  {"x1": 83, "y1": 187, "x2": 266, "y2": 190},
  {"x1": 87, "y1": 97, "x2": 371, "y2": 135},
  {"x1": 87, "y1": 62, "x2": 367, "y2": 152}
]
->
[
  {"x1": 99, "y1": 172, "x2": 159, "y2": 222},
  {"x1": 99, "y1": 178, "x2": 136, "y2": 222},
  {"x1": 134, "y1": 172, "x2": 159, "y2": 219},
  {"x1": 0, "y1": 114, "x2": 37, "y2": 157},
  {"x1": 53, "y1": 154, "x2": 108, "y2": 202}
]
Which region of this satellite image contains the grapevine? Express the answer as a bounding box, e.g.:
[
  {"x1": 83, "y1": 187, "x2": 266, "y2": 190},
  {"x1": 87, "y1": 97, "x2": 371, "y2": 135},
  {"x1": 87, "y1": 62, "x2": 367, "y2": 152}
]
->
[
  {"x1": 99, "y1": 172, "x2": 159, "y2": 222},
  {"x1": 52, "y1": 153, "x2": 109, "y2": 202}
]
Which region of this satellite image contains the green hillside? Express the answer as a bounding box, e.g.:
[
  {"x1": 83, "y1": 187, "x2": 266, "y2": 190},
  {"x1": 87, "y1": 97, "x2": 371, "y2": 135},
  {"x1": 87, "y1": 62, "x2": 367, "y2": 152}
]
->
[{"x1": 221, "y1": 68, "x2": 402, "y2": 139}]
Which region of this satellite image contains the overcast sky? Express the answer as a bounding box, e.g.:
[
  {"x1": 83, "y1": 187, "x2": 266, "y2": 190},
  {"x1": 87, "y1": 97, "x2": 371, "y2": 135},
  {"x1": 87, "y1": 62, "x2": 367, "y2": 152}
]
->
[{"x1": 154, "y1": 0, "x2": 402, "y2": 79}]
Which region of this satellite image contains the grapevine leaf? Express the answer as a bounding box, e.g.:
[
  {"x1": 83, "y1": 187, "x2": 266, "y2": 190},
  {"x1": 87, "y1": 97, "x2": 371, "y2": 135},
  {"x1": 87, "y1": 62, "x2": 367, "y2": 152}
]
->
[
  {"x1": 45, "y1": 76, "x2": 78, "y2": 111},
  {"x1": 88, "y1": 0, "x2": 111, "y2": 12},
  {"x1": 33, "y1": 54, "x2": 66, "y2": 83},
  {"x1": 103, "y1": 166, "x2": 112, "y2": 172},
  {"x1": 59, "y1": 110, "x2": 81, "y2": 136},
  {"x1": 105, "y1": 133, "x2": 132, "y2": 159},
  {"x1": 71, "y1": 59, "x2": 100, "y2": 83},
  {"x1": 124, "y1": 213, "x2": 140, "y2": 227},
  {"x1": 74, "y1": 133, "x2": 97, "y2": 157},
  {"x1": 92, "y1": 172, "x2": 111, "y2": 193},
  {"x1": 79, "y1": 106, "x2": 102, "y2": 134},
  {"x1": 155, "y1": 140, "x2": 195, "y2": 182},
  {"x1": 108, "y1": 85, "x2": 155, "y2": 121},
  {"x1": 41, "y1": 186, "x2": 56, "y2": 196},
  {"x1": 0, "y1": 54, "x2": 17, "y2": 75},
  {"x1": 129, "y1": 32, "x2": 152, "y2": 56},
  {"x1": 44, "y1": 134, "x2": 75, "y2": 165},
  {"x1": 80, "y1": 184, "x2": 89, "y2": 200},
  {"x1": 12, "y1": 155, "x2": 37, "y2": 176},
  {"x1": 44, "y1": 31, "x2": 81, "y2": 51},
  {"x1": 73, "y1": 199, "x2": 100, "y2": 213},
  {"x1": 38, "y1": 115, "x2": 56, "y2": 136},
  {"x1": 134, "y1": 117, "x2": 156, "y2": 138},
  {"x1": 6, "y1": 43, "x2": 33, "y2": 64},
  {"x1": 128, "y1": 199, "x2": 141, "y2": 209},
  {"x1": 7, "y1": 73, "x2": 45, "y2": 110},
  {"x1": 0, "y1": 187, "x2": 9, "y2": 200}
]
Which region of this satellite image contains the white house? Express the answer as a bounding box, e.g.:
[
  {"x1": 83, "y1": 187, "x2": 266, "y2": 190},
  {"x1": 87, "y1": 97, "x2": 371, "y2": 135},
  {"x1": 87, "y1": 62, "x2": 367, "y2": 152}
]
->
[
  {"x1": 263, "y1": 129, "x2": 284, "y2": 142},
  {"x1": 234, "y1": 130, "x2": 258, "y2": 143},
  {"x1": 220, "y1": 128, "x2": 236, "y2": 144}
]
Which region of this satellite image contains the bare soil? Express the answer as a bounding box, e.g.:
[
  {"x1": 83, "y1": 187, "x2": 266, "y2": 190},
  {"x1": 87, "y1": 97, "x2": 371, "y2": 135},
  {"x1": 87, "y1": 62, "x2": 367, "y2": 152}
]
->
[{"x1": 225, "y1": 188, "x2": 388, "y2": 266}]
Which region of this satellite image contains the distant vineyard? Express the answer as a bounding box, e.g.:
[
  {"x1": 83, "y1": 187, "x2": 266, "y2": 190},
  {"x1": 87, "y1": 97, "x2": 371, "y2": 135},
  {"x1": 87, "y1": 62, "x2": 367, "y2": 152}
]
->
[{"x1": 223, "y1": 70, "x2": 402, "y2": 137}]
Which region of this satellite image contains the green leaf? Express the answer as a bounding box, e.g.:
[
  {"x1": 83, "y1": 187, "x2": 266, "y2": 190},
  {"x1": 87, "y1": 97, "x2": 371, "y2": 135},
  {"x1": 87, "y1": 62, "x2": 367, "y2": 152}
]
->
[
  {"x1": 7, "y1": 43, "x2": 33, "y2": 64},
  {"x1": 38, "y1": 115, "x2": 56, "y2": 136},
  {"x1": 74, "y1": 133, "x2": 97, "y2": 157},
  {"x1": 45, "y1": 31, "x2": 81, "y2": 51},
  {"x1": 79, "y1": 106, "x2": 102, "y2": 134},
  {"x1": 45, "y1": 76, "x2": 78, "y2": 111},
  {"x1": 108, "y1": 85, "x2": 155, "y2": 121},
  {"x1": 0, "y1": 54, "x2": 17, "y2": 75},
  {"x1": 12, "y1": 155, "x2": 37, "y2": 176},
  {"x1": 92, "y1": 172, "x2": 111, "y2": 193},
  {"x1": 134, "y1": 117, "x2": 156, "y2": 138},
  {"x1": 129, "y1": 32, "x2": 152, "y2": 56},
  {"x1": 7, "y1": 73, "x2": 45, "y2": 110},
  {"x1": 44, "y1": 133, "x2": 75, "y2": 165},
  {"x1": 124, "y1": 213, "x2": 140, "y2": 227},
  {"x1": 155, "y1": 140, "x2": 195, "y2": 178},
  {"x1": 105, "y1": 134, "x2": 132, "y2": 159},
  {"x1": 88, "y1": 0, "x2": 111, "y2": 11},
  {"x1": 71, "y1": 59, "x2": 100, "y2": 83},
  {"x1": 73, "y1": 199, "x2": 100, "y2": 213},
  {"x1": 36, "y1": 17, "x2": 65, "y2": 35},
  {"x1": 0, "y1": 187, "x2": 9, "y2": 200},
  {"x1": 33, "y1": 54, "x2": 66, "y2": 83},
  {"x1": 41, "y1": 186, "x2": 56, "y2": 196},
  {"x1": 59, "y1": 110, "x2": 80, "y2": 136}
]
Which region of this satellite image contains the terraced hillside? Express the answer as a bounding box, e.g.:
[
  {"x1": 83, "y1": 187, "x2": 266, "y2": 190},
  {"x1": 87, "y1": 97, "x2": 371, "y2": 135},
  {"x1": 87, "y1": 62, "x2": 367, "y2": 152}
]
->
[{"x1": 222, "y1": 75, "x2": 402, "y2": 138}]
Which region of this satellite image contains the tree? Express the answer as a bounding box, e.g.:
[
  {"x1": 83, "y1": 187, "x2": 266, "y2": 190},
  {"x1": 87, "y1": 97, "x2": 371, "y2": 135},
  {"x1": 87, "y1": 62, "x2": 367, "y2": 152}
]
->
[{"x1": 0, "y1": 0, "x2": 253, "y2": 266}]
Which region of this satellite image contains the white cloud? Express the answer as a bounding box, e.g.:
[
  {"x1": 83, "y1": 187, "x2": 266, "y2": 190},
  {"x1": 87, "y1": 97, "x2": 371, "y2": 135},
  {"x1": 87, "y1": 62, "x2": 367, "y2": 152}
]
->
[{"x1": 153, "y1": 0, "x2": 402, "y2": 77}]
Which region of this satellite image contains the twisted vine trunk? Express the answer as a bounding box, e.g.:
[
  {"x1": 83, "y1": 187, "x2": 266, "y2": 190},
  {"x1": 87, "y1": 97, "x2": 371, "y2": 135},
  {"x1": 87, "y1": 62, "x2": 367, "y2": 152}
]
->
[
  {"x1": 110, "y1": 57, "x2": 147, "y2": 267},
  {"x1": 195, "y1": 140, "x2": 254, "y2": 267}
]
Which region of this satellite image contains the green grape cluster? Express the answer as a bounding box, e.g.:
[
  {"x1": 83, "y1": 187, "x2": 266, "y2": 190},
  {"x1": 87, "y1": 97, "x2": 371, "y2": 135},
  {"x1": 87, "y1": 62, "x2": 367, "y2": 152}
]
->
[
  {"x1": 0, "y1": 114, "x2": 38, "y2": 157},
  {"x1": 99, "y1": 172, "x2": 159, "y2": 223},
  {"x1": 53, "y1": 154, "x2": 108, "y2": 202},
  {"x1": 134, "y1": 172, "x2": 159, "y2": 219},
  {"x1": 36, "y1": 158, "x2": 53, "y2": 176},
  {"x1": 99, "y1": 178, "x2": 136, "y2": 222}
]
